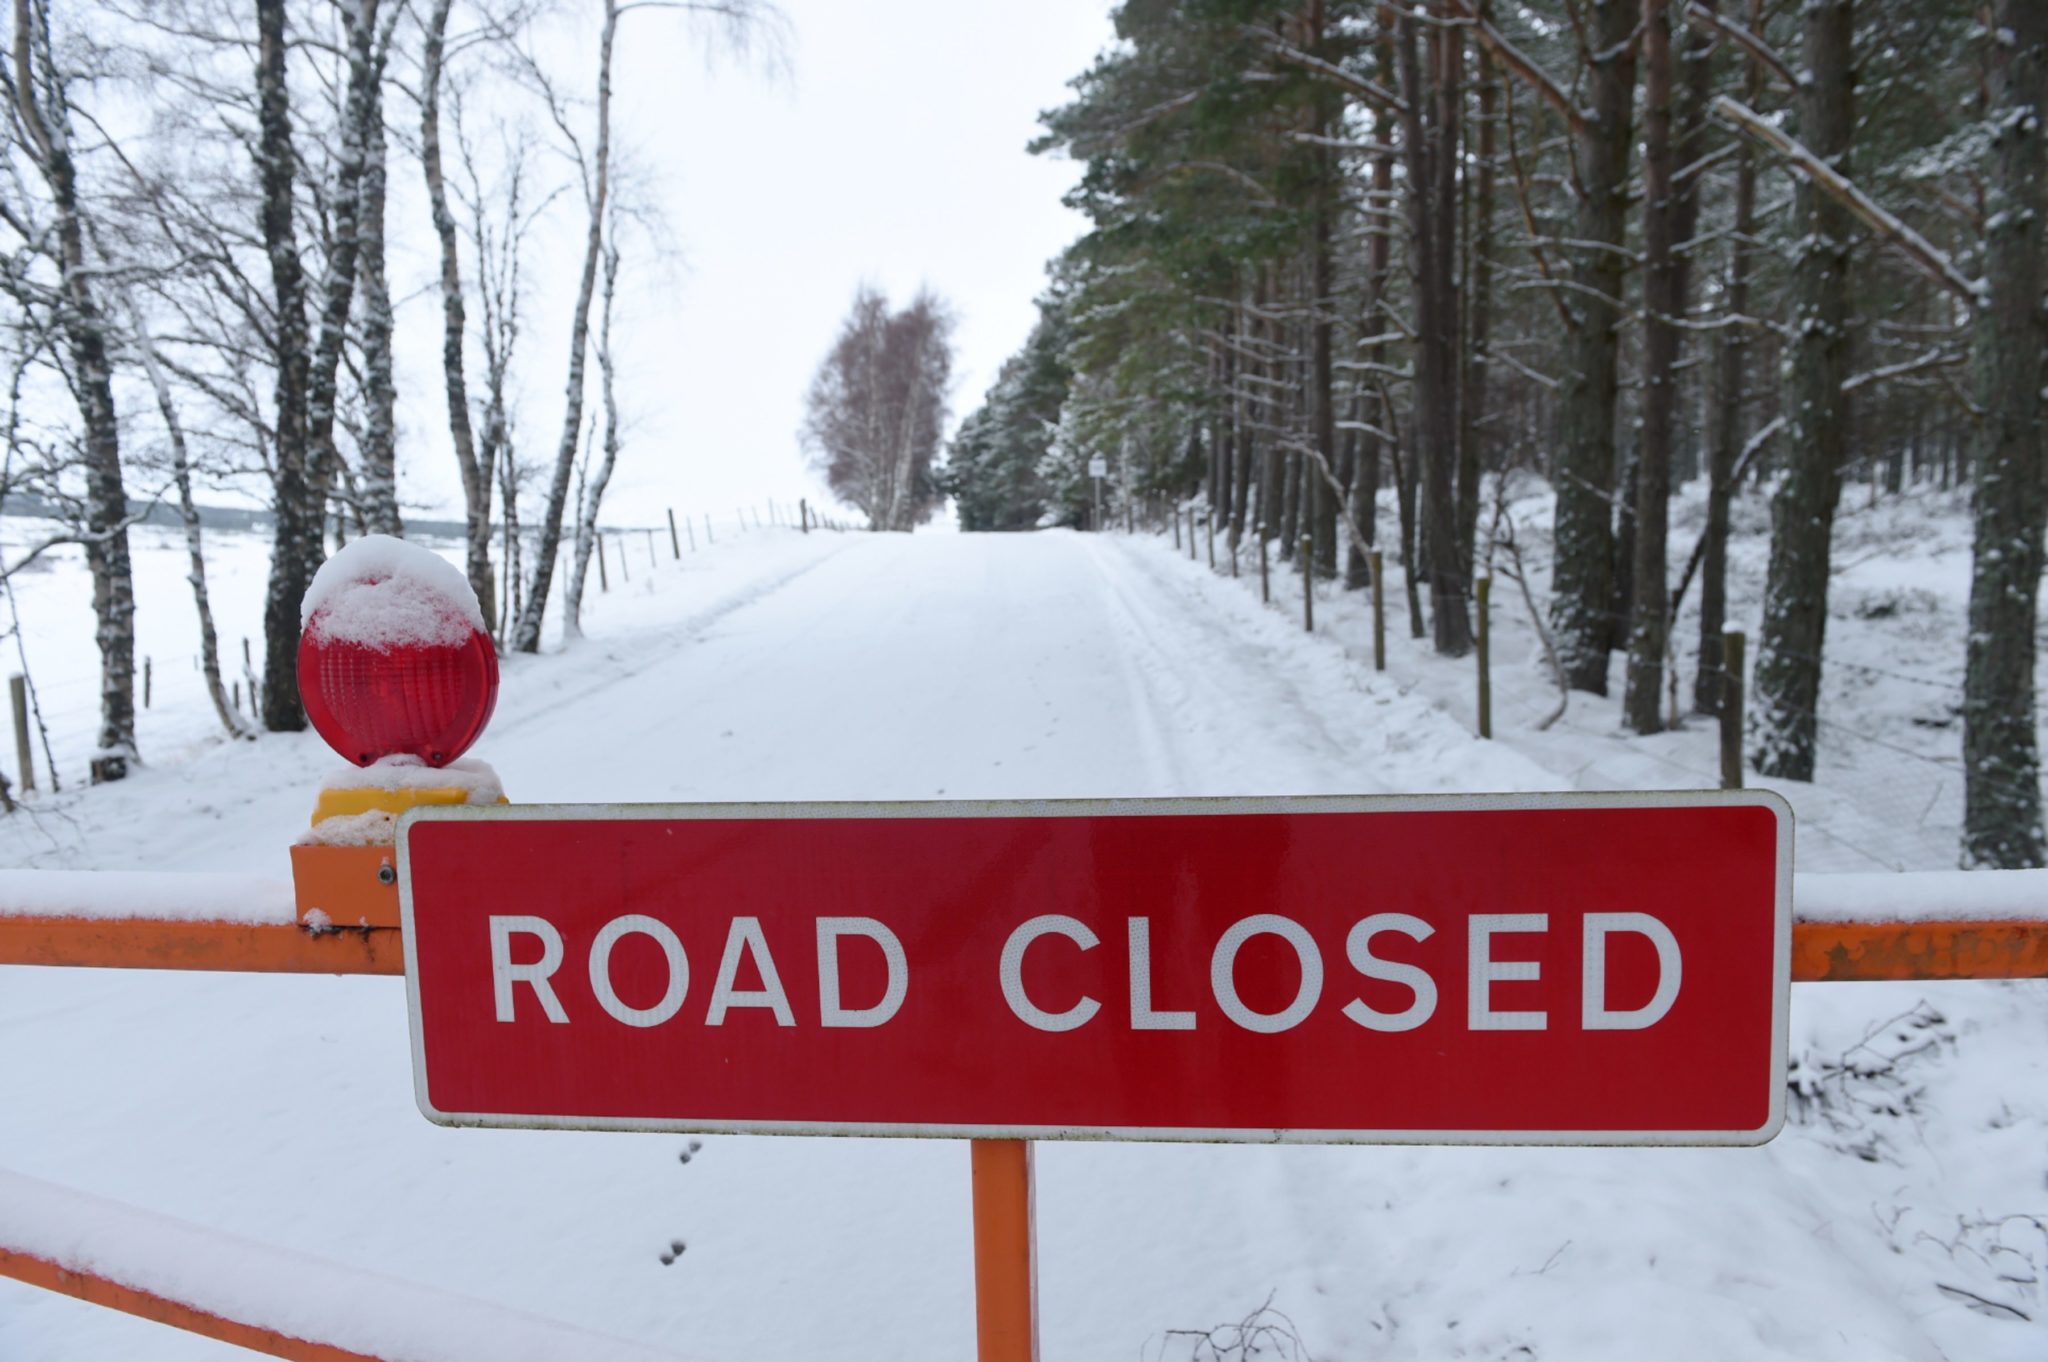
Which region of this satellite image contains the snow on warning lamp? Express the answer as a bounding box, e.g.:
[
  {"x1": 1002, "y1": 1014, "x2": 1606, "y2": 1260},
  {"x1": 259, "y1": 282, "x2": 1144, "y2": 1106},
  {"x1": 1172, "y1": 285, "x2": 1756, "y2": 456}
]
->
[
  {"x1": 289, "y1": 536, "x2": 505, "y2": 931},
  {"x1": 297, "y1": 535, "x2": 499, "y2": 767}
]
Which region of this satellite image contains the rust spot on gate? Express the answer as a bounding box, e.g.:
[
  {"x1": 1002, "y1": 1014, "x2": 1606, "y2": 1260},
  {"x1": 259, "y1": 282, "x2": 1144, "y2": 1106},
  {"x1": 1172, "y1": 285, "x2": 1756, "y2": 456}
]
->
[{"x1": 1791, "y1": 920, "x2": 2048, "y2": 982}]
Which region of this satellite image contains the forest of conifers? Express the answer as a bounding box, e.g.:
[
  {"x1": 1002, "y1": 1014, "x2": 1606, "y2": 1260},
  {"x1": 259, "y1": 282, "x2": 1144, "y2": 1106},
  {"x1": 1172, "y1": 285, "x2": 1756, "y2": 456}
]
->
[{"x1": 943, "y1": 0, "x2": 2048, "y2": 869}]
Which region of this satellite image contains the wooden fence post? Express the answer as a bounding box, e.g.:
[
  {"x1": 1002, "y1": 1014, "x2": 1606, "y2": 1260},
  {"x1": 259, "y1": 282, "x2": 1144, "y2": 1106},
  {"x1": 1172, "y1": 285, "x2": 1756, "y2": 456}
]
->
[
  {"x1": 1172, "y1": 509, "x2": 1181, "y2": 551},
  {"x1": 668, "y1": 509, "x2": 681, "y2": 558},
  {"x1": 645, "y1": 529, "x2": 656, "y2": 567},
  {"x1": 1205, "y1": 511, "x2": 1215, "y2": 570},
  {"x1": 1369, "y1": 550, "x2": 1385, "y2": 671},
  {"x1": 143, "y1": 658, "x2": 152, "y2": 711},
  {"x1": 1721, "y1": 629, "x2": 1746, "y2": 790},
  {"x1": 1259, "y1": 528, "x2": 1270, "y2": 604},
  {"x1": 597, "y1": 535, "x2": 610, "y2": 592},
  {"x1": 1476, "y1": 574, "x2": 1492, "y2": 739},
  {"x1": 1300, "y1": 533, "x2": 1313, "y2": 632},
  {"x1": 617, "y1": 532, "x2": 629, "y2": 582},
  {"x1": 10, "y1": 675, "x2": 32, "y2": 793},
  {"x1": 800, "y1": 499, "x2": 810, "y2": 534}
]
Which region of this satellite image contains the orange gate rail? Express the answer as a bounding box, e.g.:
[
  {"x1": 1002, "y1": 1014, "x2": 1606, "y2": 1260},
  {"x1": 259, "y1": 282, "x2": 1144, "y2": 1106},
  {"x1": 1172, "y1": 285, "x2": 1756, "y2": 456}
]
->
[{"x1": 2, "y1": 863, "x2": 2045, "y2": 1362}]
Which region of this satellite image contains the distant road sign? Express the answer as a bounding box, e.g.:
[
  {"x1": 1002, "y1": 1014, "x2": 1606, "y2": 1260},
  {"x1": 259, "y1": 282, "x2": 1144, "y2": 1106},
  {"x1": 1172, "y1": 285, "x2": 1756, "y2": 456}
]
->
[
  {"x1": 399, "y1": 793, "x2": 1790, "y2": 1146},
  {"x1": 1088, "y1": 457, "x2": 1108, "y2": 477}
]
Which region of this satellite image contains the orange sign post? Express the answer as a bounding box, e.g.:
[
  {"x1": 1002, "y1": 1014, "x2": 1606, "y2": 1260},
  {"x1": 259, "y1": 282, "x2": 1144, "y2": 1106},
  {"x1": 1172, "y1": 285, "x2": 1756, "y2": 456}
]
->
[{"x1": 971, "y1": 1139, "x2": 1039, "y2": 1362}]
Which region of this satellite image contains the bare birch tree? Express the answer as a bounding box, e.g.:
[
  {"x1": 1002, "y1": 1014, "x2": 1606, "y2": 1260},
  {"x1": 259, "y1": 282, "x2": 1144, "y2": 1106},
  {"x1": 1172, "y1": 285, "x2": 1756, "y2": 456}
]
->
[
  {"x1": 510, "y1": 0, "x2": 784, "y2": 654},
  {"x1": 562, "y1": 217, "x2": 621, "y2": 638},
  {"x1": 801, "y1": 286, "x2": 955, "y2": 532},
  {"x1": 3, "y1": 0, "x2": 138, "y2": 780}
]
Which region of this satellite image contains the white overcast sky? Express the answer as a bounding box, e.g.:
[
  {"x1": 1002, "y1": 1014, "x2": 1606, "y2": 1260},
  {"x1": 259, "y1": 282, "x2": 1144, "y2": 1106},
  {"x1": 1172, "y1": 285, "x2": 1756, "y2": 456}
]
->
[{"x1": 388, "y1": 0, "x2": 1116, "y2": 528}]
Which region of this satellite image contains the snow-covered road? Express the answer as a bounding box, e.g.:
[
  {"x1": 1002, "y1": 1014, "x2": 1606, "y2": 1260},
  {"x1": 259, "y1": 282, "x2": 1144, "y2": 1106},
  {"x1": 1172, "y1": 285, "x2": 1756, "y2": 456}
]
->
[
  {"x1": 0, "y1": 529, "x2": 2039, "y2": 1361},
  {"x1": 486, "y1": 530, "x2": 1552, "y2": 806}
]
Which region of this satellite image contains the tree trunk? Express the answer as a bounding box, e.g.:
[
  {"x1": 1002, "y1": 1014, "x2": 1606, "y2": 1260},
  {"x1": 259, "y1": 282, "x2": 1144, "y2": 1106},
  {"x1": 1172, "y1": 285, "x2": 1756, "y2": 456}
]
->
[
  {"x1": 1391, "y1": 419, "x2": 1425, "y2": 638},
  {"x1": 11, "y1": 0, "x2": 136, "y2": 779},
  {"x1": 422, "y1": 0, "x2": 495, "y2": 627},
  {"x1": 565, "y1": 236, "x2": 624, "y2": 637},
  {"x1": 1399, "y1": 3, "x2": 1471, "y2": 656},
  {"x1": 1229, "y1": 298, "x2": 1253, "y2": 547},
  {"x1": 121, "y1": 293, "x2": 251, "y2": 741},
  {"x1": 1457, "y1": 7, "x2": 1497, "y2": 585},
  {"x1": 514, "y1": 0, "x2": 619, "y2": 652},
  {"x1": 1696, "y1": 0, "x2": 1755, "y2": 716},
  {"x1": 1348, "y1": 34, "x2": 1396, "y2": 591},
  {"x1": 1962, "y1": 0, "x2": 2047, "y2": 868},
  {"x1": 1217, "y1": 332, "x2": 1237, "y2": 538},
  {"x1": 1751, "y1": 0, "x2": 1853, "y2": 781},
  {"x1": 1309, "y1": 120, "x2": 1338, "y2": 576},
  {"x1": 254, "y1": 0, "x2": 318, "y2": 733},
  {"x1": 1252, "y1": 267, "x2": 1278, "y2": 539},
  {"x1": 1624, "y1": 0, "x2": 1678, "y2": 733},
  {"x1": 358, "y1": 15, "x2": 401, "y2": 537},
  {"x1": 1548, "y1": 0, "x2": 1638, "y2": 692}
]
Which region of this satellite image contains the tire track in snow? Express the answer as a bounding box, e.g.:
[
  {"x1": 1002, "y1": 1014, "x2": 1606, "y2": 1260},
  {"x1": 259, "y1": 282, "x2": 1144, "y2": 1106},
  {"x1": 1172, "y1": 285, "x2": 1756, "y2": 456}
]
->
[
  {"x1": 1075, "y1": 537, "x2": 1192, "y2": 795},
  {"x1": 1082, "y1": 533, "x2": 1384, "y2": 793}
]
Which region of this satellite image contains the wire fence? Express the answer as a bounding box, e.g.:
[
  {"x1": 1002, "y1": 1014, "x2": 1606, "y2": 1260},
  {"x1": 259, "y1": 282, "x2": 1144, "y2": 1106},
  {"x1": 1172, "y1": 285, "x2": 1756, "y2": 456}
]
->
[
  {"x1": 0, "y1": 496, "x2": 844, "y2": 799},
  {"x1": 1146, "y1": 496, "x2": 2038, "y2": 872}
]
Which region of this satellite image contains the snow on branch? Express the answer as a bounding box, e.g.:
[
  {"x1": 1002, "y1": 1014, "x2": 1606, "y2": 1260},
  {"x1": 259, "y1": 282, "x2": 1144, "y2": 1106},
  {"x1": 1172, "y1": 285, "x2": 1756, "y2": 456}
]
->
[
  {"x1": 1245, "y1": 29, "x2": 1407, "y2": 113},
  {"x1": 1444, "y1": 0, "x2": 1584, "y2": 134},
  {"x1": 1287, "y1": 130, "x2": 1400, "y2": 156},
  {"x1": 1679, "y1": 1, "x2": 1797, "y2": 91},
  {"x1": 1842, "y1": 348, "x2": 1967, "y2": 393},
  {"x1": 1712, "y1": 96, "x2": 1983, "y2": 305},
  {"x1": 1489, "y1": 348, "x2": 1562, "y2": 390}
]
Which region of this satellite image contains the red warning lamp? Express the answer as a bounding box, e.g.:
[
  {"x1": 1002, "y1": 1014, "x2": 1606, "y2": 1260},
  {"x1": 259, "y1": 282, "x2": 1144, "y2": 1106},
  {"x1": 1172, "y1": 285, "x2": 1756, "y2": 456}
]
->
[
  {"x1": 295, "y1": 538, "x2": 499, "y2": 767},
  {"x1": 298, "y1": 629, "x2": 497, "y2": 767}
]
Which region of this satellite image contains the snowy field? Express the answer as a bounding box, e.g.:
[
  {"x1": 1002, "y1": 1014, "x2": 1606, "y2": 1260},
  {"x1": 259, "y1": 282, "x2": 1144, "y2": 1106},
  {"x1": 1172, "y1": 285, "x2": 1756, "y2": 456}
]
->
[{"x1": 0, "y1": 493, "x2": 2043, "y2": 1360}]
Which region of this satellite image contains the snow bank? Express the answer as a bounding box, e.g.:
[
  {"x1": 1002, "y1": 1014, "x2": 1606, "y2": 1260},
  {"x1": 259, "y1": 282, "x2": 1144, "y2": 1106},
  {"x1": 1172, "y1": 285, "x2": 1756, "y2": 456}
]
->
[
  {"x1": 0, "y1": 1168, "x2": 703, "y2": 1362},
  {"x1": 1795, "y1": 868, "x2": 2048, "y2": 923},
  {"x1": 0, "y1": 870, "x2": 293, "y2": 925},
  {"x1": 301, "y1": 535, "x2": 484, "y2": 650}
]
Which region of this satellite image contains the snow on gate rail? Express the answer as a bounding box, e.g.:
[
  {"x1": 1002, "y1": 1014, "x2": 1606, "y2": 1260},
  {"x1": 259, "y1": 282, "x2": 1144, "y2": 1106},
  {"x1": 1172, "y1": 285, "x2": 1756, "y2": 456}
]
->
[
  {"x1": 0, "y1": 1169, "x2": 701, "y2": 1362},
  {"x1": 5, "y1": 866, "x2": 2046, "y2": 982}
]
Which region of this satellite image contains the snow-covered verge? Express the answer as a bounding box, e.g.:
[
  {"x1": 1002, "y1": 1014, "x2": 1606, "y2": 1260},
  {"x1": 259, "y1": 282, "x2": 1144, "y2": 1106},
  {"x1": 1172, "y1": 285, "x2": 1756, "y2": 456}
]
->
[
  {"x1": 0, "y1": 523, "x2": 2040, "y2": 1361},
  {"x1": 1151, "y1": 476, "x2": 2041, "y2": 876}
]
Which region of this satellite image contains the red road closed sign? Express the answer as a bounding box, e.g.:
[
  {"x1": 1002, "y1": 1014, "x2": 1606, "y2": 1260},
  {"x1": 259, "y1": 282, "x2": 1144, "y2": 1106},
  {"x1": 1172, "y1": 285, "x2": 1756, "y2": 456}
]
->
[{"x1": 398, "y1": 793, "x2": 1791, "y2": 1146}]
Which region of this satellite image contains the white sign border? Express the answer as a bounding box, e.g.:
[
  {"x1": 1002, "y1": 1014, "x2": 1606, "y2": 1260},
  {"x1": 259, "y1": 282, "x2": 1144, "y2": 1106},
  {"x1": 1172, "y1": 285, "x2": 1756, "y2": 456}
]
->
[{"x1": 397, "y1": 789, "x2": 1793, "y2": 1148}]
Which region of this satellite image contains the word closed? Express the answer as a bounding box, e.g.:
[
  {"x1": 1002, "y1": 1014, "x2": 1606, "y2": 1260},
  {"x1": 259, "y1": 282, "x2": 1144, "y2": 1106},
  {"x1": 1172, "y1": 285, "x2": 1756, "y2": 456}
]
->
[{"x1": 399, "y1": 794, "x2": 1790, "y2": 1145}]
